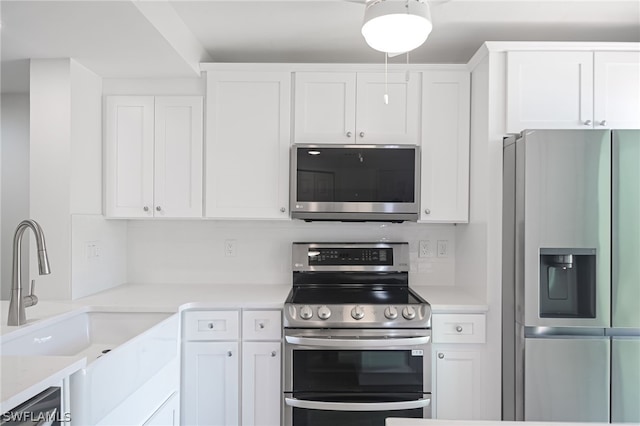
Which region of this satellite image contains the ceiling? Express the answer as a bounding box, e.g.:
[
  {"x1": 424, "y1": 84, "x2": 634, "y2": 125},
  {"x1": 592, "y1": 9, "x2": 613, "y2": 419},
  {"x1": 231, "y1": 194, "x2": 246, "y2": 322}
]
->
[{"x1": 1, "y1": 0, "x2": 639, "y2": 93}]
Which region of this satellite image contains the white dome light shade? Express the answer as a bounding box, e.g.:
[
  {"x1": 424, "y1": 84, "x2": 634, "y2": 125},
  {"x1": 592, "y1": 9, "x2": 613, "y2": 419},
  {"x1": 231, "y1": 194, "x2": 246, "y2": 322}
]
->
[{"x1": 361, "y1": 0, "x2": 432, "y2": 54}]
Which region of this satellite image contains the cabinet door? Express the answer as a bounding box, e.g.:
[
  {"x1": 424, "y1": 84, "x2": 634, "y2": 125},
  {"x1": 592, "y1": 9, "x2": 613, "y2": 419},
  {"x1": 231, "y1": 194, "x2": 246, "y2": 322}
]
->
[
  {"x1": 154, "y1": 96, "x2": 203, "y2": 218},
  {"x1": 355, "y1": 72, "x2": 421, "y2": 144},
  {"x1": 420, "y1": 71, "x2": 470, "y2": 223},
  {"x1": 182, "y1": 341, "x2": 239, "y2": 426},
  {"x1": 294, "y1": 72, "x2": 357, "y2": 143},
  {"x1": 506, "y1": 51, "x2": 594, "y2": 132},
  {"x1": 205, "y1": 71, "x2": 291, "y2": 219},
  {"x1": 594, "y1": 51, "x2": 640, "y2": 129},
  {"x1": 241, "y1": 341, "x2": 281, "y2": 426},
  {"x1": 104, "y1": 96, "x2": 155, "y2": 218},
  {"x1": 434, "y1": 347, "x2": 484, "y2": 420}
]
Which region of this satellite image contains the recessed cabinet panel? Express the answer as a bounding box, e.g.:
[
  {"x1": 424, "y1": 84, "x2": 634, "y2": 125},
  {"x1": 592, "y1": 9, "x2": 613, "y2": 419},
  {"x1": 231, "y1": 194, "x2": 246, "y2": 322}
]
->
[
  {"x1": 434, "y1": 348, "x2": 484, "y2": 420},
  {"x1": 594, "y1": 51, "x2": 640, "y2": 129},
  {"x1": 154, "y1": 96, "x2": 203, "y2": 217},
  {"x1": 241, "y1": 341, "x2": 281, "y2": 426},
  {"x1": 356, "y1": 72, "x2": 420, "y2": 144},
  {"x1": 507, "y1": 51, "x2": 594, "y2": 132},
  {"x1": 105, "y1": 96, "x2": 155, "y2": 217},
  {"x1": 420, "y1": 71, "x2": 470, "y2": 223},
  {"x1": 294, "y1": 72, "x2": 356, "y2": 143},
  {"x1": 205, "y1": 71, "x2": 291, "y2": 219}
]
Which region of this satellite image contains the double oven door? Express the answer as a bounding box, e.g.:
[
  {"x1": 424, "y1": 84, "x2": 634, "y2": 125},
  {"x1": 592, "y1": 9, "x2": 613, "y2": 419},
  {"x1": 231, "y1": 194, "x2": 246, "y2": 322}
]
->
[{"x1": 284, "y1": 328, "x2": 432, "y2": 426}]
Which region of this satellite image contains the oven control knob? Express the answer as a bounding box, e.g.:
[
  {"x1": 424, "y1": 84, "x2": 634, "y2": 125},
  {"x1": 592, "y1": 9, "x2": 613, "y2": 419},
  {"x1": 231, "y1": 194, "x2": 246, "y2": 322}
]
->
[
  {"x1": 351, "y1": 305, "x2": 365, "y2": 320},
  {"x1": 384, "y1": 306, "x2": 398, "y2": 320},
  {"x1": 300, "y1": 305, "x2": 313, "y2": 320},
  {"x1": 402, "y1": 306, "x2": 416, "y2": 320},
  {"x1": 317, "y1": 305, "x2": 331, "y2": 320}
]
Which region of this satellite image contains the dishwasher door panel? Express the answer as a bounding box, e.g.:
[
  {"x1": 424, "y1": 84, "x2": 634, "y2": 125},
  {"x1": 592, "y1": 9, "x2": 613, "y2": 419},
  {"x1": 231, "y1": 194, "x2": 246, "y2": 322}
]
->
[{"x1": 524, "y1": 337, "x2": 609, "y2": 422}]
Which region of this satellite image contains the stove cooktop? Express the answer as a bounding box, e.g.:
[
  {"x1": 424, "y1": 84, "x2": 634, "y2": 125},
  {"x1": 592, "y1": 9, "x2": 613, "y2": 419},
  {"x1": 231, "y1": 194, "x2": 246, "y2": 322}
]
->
[{"x1": 286, "y1": 286, "x2": 425, "y2": 305}]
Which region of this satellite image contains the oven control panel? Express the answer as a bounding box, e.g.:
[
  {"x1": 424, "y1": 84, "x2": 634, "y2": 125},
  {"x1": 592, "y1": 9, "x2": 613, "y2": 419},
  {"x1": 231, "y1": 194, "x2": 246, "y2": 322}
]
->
[
  {"x1": 284, "y1": 304, "x2": 431, "y2": 328},
  {"x1": 292, "y1": 243, "x2": 410, "y2": 272}
]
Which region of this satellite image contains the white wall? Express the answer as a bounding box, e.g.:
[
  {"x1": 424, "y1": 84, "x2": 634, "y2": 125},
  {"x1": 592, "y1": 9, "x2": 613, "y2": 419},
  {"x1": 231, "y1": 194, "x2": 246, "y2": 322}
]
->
[
  {"x1": 1, "y1": 94, "x2": 30, "y2": 300},
  {"x1": 127, "y1": 220, "x2": 457, "y2": 286},
  {"x1": 29, "y1": 59, "x2": 127, "y2": 300}
]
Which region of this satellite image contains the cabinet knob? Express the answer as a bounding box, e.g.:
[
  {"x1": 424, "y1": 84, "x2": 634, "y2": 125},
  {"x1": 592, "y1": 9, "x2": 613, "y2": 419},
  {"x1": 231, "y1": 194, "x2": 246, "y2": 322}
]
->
[
  {"x1": 258, "y1": 322, "x2": 265, "y2": 329},
  {"x1": 280, "y1": 207, "x2": 286, "y2": 213},
  {"x1": 207, "y1": 323, "x2": 214, "y2": 329},
  {"x1": 438, "y1": 353, "x2": 445, "y2": 359},
  {"x1": 346, "y1": 131, "x2": 352, "y2": 138},
  {"x1": 583, "y1": 120, "x2": 592, "y2": 126},
  {"x1": 359, "y1": 132, "x2": 365, "y2": 138},
  {"x1": 227, "y1": 351, "x2": 232, "y2": 357},
  {"x1": 271, "y1": 351, "x2": 277, "y2": 357},
  {"x1": 424, "y1": 209, "x2": 431, "y2": 215},
  {"x1": 143, "y1": 206, "x2": 150, "y2": 212},
  {"x1": 156, "y1": 206, "x2": 162, "y2": 212},
  {"x1": 599, "y1": 120, "x2": 607, "y2": 126},
  {"x1": 456, "y1": 325, "x2": 463, "y2": 333}
]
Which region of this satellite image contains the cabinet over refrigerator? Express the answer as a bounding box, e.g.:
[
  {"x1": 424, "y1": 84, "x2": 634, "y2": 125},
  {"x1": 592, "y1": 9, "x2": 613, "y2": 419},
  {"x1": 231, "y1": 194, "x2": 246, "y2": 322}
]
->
[{"x1": 502, "y1": 129, "x2": 640, "y2": 423}]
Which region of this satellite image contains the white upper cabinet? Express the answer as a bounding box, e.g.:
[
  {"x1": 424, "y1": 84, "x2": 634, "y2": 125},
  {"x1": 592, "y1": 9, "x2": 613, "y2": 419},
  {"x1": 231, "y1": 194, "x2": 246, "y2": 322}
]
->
[
  {"x1": 506, "y1": 51, "x2": 594, "y2": 132},
  {"x1": 104, "y1": 95, "x2": 203, "y2": 218},
  {"x1": 594, "y1": 51, "x2": 640, "y2": 129},
  {"x1": 294, "y1": 71, "x2": 421, "y2": 144},
  {"x1": 420, "y1": 70, "x2": 470, "y2": 223},
  {"x1": 205, "y1": 71, "x2": 291, "y2": 219},
  {"x1": 507, "y1": 50, "x2": 640, "y2": 132}
]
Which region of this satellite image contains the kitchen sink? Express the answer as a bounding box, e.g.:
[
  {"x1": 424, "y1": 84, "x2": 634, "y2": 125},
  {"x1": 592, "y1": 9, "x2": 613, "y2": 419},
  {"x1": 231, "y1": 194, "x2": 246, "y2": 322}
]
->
[{"x1": 0, "y1": 310, "x2": 171, "y2": 362}]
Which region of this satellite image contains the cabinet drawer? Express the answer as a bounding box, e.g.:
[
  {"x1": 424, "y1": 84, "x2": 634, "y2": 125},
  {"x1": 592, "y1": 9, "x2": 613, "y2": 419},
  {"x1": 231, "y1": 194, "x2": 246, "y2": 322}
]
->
[
  {"x1": 183, "y1": 310, "x2": 239, "y2": 341},
  {"x1": 242, "y1": 310, "x2": 282, "y2": 340},
  {"x1": 432, "y1": 314, "x2": 486, "y2": 344}
]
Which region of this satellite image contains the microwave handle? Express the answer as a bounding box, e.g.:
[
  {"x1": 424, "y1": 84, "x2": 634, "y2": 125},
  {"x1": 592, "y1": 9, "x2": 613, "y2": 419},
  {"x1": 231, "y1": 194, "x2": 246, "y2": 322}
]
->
[
  {"x1": 285, "y1": 397, "x2": 431, "y2": 412},
  {"x1": 285, "y1": 335, "x2": 430, "y2": 348}
]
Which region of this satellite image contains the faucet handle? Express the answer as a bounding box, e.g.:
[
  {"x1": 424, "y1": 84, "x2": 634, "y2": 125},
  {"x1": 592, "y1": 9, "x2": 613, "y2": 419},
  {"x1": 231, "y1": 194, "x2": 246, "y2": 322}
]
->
[{"x1": 24, "y1": 279, "x2": 39, "y2": 308}]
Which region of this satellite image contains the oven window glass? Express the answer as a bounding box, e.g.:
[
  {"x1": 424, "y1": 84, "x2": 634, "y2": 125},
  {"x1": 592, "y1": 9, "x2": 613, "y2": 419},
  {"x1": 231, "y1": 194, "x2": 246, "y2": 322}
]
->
[
  {"x1": 292, "y1": 407, "x2": 423, "y2": 426},
  {"x1": 296, "y1": 147, "x2": 416, "y2": 203},
  {"x1": 293, "y1": 350, "x2": 423, "y2": 393}
]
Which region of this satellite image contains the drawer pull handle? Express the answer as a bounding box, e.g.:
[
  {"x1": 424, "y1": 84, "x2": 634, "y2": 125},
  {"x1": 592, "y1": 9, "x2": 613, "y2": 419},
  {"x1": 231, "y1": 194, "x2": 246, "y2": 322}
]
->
[
  {"x1": 456, "y1": 326, "x2": 463, "y2": 333},
  {"x1": 208, "y1": 323, "x2": 214, "y2": 329},
  {"x1": 259, "y1": 323, "x2": 265, "y2": 329},
  {"x1": 438, "y1": 353, "x2": 444, "y2": 359},
  {"x1": 227, "y1": 351, "x2": 233, "y2": 357},
  {"x1": 271, "y1": 351, "x2": 277, "y2": 357}
]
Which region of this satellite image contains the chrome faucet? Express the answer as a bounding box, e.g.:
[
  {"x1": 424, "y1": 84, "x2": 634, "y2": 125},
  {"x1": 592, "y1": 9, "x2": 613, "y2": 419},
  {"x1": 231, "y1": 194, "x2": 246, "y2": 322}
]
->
[{"x1": 7, "y1": 219, "x2": 51, "y2": 326}]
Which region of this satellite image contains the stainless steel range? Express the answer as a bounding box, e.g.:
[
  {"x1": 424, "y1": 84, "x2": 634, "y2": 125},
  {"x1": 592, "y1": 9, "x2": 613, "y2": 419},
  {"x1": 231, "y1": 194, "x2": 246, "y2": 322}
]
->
[{"x1": 283, "y1": 242, "x2": 432, "y2": 426}]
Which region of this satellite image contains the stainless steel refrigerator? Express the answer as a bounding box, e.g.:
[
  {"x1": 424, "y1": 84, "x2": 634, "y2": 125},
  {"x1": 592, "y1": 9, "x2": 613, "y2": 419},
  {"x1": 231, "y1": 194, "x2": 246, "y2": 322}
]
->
[{"x1": 502, "y1": 129, "x2": 640, "y2": 423}]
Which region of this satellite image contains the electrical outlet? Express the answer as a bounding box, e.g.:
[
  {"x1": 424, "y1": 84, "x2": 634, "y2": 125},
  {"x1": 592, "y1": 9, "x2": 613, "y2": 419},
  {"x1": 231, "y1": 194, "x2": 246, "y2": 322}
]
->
[
  {"x1": 84, "y1": 241, "x2": 100, "y2": 259},
  {"x1": 224, "y1": 239, "x2": 236, "y2": 257},
  {"x1": 437, "y1": 240, "x2": 449, "y2": 257},
  {"x1": 419, "y1": 240, "x2": 433, "y2": 258}
]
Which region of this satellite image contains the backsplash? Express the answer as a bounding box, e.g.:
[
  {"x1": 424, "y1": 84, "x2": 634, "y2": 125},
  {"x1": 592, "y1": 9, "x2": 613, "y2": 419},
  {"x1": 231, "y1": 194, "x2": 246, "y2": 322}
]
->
[{"x1": 126, "y1": 220, "x2": 456, "y2": 286}]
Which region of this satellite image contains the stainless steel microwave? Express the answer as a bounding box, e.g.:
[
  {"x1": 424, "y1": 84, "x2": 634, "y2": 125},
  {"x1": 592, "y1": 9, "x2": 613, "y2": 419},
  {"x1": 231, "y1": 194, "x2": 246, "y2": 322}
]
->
[{"x1": 290, "y1": 144, "x2": 420, "y2": 222}]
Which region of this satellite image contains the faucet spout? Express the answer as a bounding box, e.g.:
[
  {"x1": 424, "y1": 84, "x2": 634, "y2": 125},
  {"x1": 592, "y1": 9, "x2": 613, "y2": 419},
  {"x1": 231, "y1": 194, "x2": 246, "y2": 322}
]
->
[{"x1": 7, "y1": 219, "x2": 51, "y2": 326}]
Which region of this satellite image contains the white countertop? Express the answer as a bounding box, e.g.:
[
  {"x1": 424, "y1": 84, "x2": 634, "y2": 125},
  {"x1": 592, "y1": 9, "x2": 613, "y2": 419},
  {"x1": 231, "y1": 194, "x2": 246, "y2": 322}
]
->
[
  {"x1": 386, "y1": 420, "x2": 610, "y2": 426},
  {"x1": 0, "y1": 282, "x2": 485, "y2": 412}
]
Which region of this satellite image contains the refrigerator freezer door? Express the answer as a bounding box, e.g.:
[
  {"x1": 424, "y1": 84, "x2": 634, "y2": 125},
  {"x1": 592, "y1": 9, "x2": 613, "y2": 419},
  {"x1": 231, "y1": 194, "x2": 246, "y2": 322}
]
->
[
  {"x1": 612, "y1": 130, "x2": 640, "y2": 328},
  {"x1": 520, "y1": 130, "x2": 611, "y2": 328},
  {"x1": 611, "y1": 338, "x2": 640, "y2": 422},
  {"x1": 524, "y1": 337, "x2": 610, "y2": 422}
]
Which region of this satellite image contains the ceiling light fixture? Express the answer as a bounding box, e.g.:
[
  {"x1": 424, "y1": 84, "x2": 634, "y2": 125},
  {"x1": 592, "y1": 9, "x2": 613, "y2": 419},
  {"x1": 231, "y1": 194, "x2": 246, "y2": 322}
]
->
[{"x1": 361, "y1": 0, "x2": 432, "y2": 54}]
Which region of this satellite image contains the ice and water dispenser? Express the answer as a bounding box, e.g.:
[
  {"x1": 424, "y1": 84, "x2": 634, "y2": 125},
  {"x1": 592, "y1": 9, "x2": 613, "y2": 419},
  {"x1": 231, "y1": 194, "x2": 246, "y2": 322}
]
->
[{"x1": 539, "y1": 248, "x2": 597, "y2": 318}]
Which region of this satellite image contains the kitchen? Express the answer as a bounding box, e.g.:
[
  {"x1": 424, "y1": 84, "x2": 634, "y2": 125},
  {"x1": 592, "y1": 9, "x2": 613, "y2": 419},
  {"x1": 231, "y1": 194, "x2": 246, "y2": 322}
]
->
[{"x1": 1, "y1": 1, "x2": 639, "y2": 425}]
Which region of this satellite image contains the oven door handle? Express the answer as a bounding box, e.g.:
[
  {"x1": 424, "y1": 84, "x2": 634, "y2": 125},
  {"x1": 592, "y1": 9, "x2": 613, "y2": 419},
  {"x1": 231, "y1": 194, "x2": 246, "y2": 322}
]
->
[
  {"x1": 285, "y1": 335, "x2": 430, "y2": 347},
  {"x1": 284, "y1": 397, "x2": 431, "y2": 412}
]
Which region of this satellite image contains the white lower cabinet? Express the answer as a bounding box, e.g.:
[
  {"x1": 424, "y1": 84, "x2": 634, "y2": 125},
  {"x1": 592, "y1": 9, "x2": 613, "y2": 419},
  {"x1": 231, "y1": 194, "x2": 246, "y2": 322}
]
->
[
  {"x1": 183, "y1": 341, "x2": 240, "y2": 426},
  {"x1": 181, "y1": 309, "x2": 282, "y2": 426},
  {"x1": 432, "y1": 313, "x2": 487, "y2": 420},
  {"x1": 433, "y1": 347, "x2": 484, "y2": 420},
  {"x1": 242, "y1": 341, "x2": 281, "y2": 426}
]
